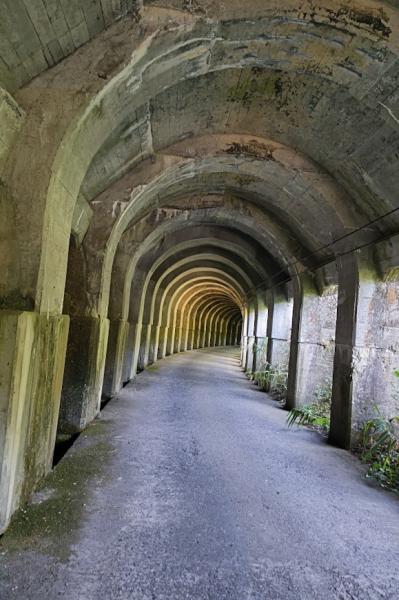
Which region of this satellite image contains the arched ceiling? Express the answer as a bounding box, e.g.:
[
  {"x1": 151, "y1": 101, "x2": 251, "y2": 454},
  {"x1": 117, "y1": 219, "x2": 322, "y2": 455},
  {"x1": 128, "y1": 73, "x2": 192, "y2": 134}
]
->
[
  {"x1": 2, "y1": 0, "x2": 399, "y2": 329},
  {"x1": 0, "y1": 0, "x2": 142, "y2": 92}
]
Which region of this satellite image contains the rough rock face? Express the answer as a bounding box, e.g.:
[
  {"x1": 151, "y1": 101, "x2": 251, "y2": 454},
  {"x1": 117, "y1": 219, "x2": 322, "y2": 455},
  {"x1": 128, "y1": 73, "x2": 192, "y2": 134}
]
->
[{"x1": 0, "y1": 0, "x2": 399, "y2": 532}]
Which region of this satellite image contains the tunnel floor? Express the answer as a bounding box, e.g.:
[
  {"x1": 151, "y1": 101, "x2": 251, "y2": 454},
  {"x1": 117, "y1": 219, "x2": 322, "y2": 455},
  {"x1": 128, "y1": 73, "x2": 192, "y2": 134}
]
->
[{"x1": 0, "y1": 348, "x2": 398, "y2": 599}]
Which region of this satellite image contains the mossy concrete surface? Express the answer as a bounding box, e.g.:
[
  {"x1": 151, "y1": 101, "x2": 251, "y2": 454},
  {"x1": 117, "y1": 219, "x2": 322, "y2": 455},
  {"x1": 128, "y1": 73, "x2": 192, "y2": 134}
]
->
[
  {"x1": 0, "y1": 417, "x2": 114, "y2": 563},
  {"x1": 0, "y1": 311, "x2": 69, "y2": 534},
  {"x1": 58, "y1": 316, "x2": 109, "y2": 435}
]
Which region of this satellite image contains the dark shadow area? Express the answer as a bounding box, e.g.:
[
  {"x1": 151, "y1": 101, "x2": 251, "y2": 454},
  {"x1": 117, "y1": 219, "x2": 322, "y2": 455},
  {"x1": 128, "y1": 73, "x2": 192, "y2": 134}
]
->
[
  {"x1": 52, "y1": 433, "x2": 81, "y2": 467},
  {"x1": 101, "y1": 394, "x2": 113, "y2": 411}
]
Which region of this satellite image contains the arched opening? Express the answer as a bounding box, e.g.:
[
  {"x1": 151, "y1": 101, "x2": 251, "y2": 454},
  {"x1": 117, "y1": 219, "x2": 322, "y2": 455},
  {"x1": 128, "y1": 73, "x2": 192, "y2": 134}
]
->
[{"x1": 0, "y1": 0, "x2": 398, "y2": 544}]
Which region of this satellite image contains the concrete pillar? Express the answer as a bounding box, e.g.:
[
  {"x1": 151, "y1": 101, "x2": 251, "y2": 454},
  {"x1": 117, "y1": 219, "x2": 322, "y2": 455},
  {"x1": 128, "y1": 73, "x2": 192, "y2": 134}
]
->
[
  {"x1": 174, "y1": 308, "x2": 184, "y2": 352},
  {"x1": 191, "y1": 329, "x2": 198, "y2": 349},
  {"x1": 137, "y1": 323, "x2": 151, "y2": 371},
  {"x1": 287, "y1": 277, "x2": 337, "y2": 409},
  {"x1": 240, "y1": 308, "x2": 249, "y2": 366},
  {"x1": 165, "y1": 325, "x2": 174, "y2": 356},
  {"x1": 130, "y1": 321, "x2": 143, "y2": 377},
  {"x1": 208, "y1": 318, "x2": 215, "y2": 346},
  {"x1": 254, "y1": 337, "x2": 268, "y2": 371},
  {"x1": 227, "y1": 323, "x2": 235, "y2": 345},
  {"x1": 143, "y1": 323, "x2": 154, "y2": 367},
  {"x1": 123, "y1": 322, "x2": 138, "y2": 380},
  {"x1": 179, "y1": 327, "x2": 187, "y2": 352},
  {"x1": 222, "y1": 321, "x2": 228, "y2": 346},
  {"x1": 184, "y1": 328, "x2": 193, "y2": 350},
  {"x1": 245, "y1": 306, "x2": 256, "y2": 371},
  {"x1": 329, "y1": 253, "x2": 399, "y2": 448},
  {"x1": 103, "y1": 319, "x2": 129, "y2": 398},
  {"x1": 218, "y1": 319, "x2": 226, "y2": 346},
  {"x1": 173, "y1": 327, "x2": 181, "y2": 353},
  {"x1": 267, "y1": 291, "x2": 293, "y2": 372},
  {"x1": 199, "y1": 326, "x2": 206, "y2": 348},
  {"x1": 147, "y1": 324, "x2": 160, "y2": 364},
  {"x1": 0, "y1": 310, "x2": 69, "y2": 534},
  {"x1": 253, "y1": 298, "x2": 268, "y2": 371},
  {"x1": 157, "y1": 326, "x2": 168, "y2": 359},
  {"x1": 160, "y1": 326, "x2": 170, "y2": 358},
  {"x1": 235, "y1": 321, "x2": 242, "y2": 346},
  {"x1": 59, "y1": 316, "x2": 109, "y2": 433}
]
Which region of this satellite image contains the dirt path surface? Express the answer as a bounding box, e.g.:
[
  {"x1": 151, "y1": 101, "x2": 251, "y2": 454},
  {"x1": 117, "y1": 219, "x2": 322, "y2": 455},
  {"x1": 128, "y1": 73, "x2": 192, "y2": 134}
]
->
[{"x1": 0, "y1": 347, "x2": 398, "y2": 599}]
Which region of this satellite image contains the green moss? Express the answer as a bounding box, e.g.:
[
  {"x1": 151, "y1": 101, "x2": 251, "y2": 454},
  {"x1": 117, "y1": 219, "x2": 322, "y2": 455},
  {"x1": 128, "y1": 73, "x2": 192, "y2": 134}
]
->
[{"x1": 1, "y1": 421, "x2": 114, "y2": 561}]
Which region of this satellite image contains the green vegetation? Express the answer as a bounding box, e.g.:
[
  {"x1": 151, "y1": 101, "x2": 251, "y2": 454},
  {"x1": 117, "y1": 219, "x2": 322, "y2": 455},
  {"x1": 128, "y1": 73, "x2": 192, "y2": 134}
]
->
[
  {"x1": 265, "y1": 364, "x2": 288, "y2": 399},
  {"x1": 247, "y1": 362, "x2": 288, "y2": 400},
  {"x1": 286, "y1": 370, "x2": 399, "y2": 493},
  {"x1": 252, "y1": 339, "x2": 268, "y2": 372},
  {"x1": 359, "y1": 406, "x2": 399, "y2": 493},
  {"x1": 286, "y1": 378, "x2": 332, "y2": 433}
]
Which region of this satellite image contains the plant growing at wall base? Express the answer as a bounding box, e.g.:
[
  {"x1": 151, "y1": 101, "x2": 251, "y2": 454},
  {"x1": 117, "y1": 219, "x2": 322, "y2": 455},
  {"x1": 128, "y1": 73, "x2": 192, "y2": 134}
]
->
[
  {"x1": 287, "y1": 402, "x2": 330, "y2": 430},
  {"x1": 286, "y1": 378, "x2": 332, "y2": 432},
  {"x1": 254, "y1": 338, "x2": 268, "y2": 371},
  {"x1": 359, "y1": 406, "x2": 399, "y2": 492},
  {"x1": 245, "y1": 369, "x2": 255, "y2": 381},
  {"x1": 252, "y1": 363, "x2": 288, "y2": 400}
]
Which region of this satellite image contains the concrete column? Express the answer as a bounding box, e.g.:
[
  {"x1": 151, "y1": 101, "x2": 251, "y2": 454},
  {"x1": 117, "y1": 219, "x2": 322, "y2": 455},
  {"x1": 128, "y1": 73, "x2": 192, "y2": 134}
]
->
[
  {"x1": 246, "y1": 336, "x2": 255, "y2": 369},
  {"x1": 235, "y1": 321, "x2": 242, "y2": 346},
  {"x1": 123, "y1": 322, "x2": 138, "y2": 380},
  {"x1": 165, "y1": 325, "x2": 174, "y2": 356},
  {"x1": 245, "y1": 306, "x2": 256, "y2": 371},
  {"x1": 0, "y1": 310, "x2": 69, "y2": 533},
  {"x1": 173, "y1": 327, "x2": 181, "y2": 353},
  {"x1": 137, "y1": 323, "x2": 151, "y2": 372},
  {"x1": 185, "y1": 328, "x2": 194, "y2": 350},
  {"x1": 267, "y1": 291, "x2": 293, "y2": 372},
  {"x1": 329, "y1": 253, "x2": 399, "y2": 448},
  {"x1": 160, "y1": 326, "x2": 170, "y2": 358},
  {"x1": 253, "y1": 298, "x2": 268, "y2": 371},
  {"x1": 218, "y1": 319, "x2": 226, "y2": 346},
  {"x1": 222, "y1": 322, "x2": 228, "y2": 346},
  {"x1": 192, "y1": 329, "x2": 199, "y2": 348},
  {"x1": 143, "y1": 323, "x2": 153, "y2": 368},
  {"x1": 254, "y1": 337, "x2": 268, "y2": 372},
  {"x1": 157, "y1": 326, "x2": 168, "y2": 359},
  {"x1": 287, "y1": 278, "x2": 337, "y2": 409},
  {"x1": 214, "y1": 321, "x2": 220, "y2": 346},
  {"x1": 240, "y1": 309, "x2": 249, "y2": 366},
  {"x1": 130, "y1": 321, "x2": 143, "y2": 378},
  {"x1": 199, "y1": 327, "x2": 206, "y2": 348},
  {"x1": 179, "y1": 328, "x2": 188, "y2": 352},
  {"x1": 329, "y1": 254, "x2": 360, "y2": 448},
  {"x1": 103, "y1": 319, "x2": 129, "y2": 398},
  {"x1": 207, "y1": 320, "x2": 213, "y2": 347},
  {"x1": 59, "y1": 315, "x2": 109, "y2": 433},
  {"x1": 147, "y1": 324, "x2": 159, "y2": 364},
  {"x1": 174, "y1": 309, "x2": 184, "y2": 352}
]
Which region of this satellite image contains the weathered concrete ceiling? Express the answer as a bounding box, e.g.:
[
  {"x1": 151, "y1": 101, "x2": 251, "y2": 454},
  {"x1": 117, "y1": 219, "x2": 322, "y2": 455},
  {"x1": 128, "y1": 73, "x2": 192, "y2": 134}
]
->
[
  {"x1": 1, "y1": 0, "x2": 399, "y2": 316},
  {"x1": 0, "y1": 0, "x2": 142, "y2": 92}
]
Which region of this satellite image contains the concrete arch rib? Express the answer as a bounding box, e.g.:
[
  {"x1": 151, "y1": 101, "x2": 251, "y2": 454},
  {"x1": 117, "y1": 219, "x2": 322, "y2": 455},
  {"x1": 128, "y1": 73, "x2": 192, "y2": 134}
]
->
[
  {"x1": 131, "y1": 269, "x2": 245, "y2": 375},
  {"x1": 115, "y1": 209, "x2": 292, "y2": 322},
  {"x1": 33, "y1": 4, "x2": 399, "y2": 313}
]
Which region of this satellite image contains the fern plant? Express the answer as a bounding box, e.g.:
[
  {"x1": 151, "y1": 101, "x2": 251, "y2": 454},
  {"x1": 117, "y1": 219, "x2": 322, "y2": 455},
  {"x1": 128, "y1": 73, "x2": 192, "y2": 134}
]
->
[
  {"x1": 287, "y1": 402, "x2": 330, "y2": 430},
  {"x1": 287, "y1": 378, "x2": 331, "y2": 431},
  {"x1": 360, "y1": 405, "x2": 399, "y2": 491}
]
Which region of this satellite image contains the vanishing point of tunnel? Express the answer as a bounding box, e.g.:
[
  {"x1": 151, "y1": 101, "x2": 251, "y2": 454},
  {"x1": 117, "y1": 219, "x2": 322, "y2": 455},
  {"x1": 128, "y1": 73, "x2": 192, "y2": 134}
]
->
[{"x1": 0, "y1": 1, "x2": 399, "y2": 599}]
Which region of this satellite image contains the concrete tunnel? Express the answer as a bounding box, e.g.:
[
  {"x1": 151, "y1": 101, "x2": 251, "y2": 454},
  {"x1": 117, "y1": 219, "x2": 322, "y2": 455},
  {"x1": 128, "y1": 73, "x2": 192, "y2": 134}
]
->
[{"x1": 0, "y1": 2, "x2": 398, "y2": 594}]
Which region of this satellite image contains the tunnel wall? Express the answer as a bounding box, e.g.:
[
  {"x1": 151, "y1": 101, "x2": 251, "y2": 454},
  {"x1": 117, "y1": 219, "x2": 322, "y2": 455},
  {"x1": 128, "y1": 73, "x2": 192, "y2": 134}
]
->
[{"x1": 1, "y1": 0, "x2": 399, "y2": 534}]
